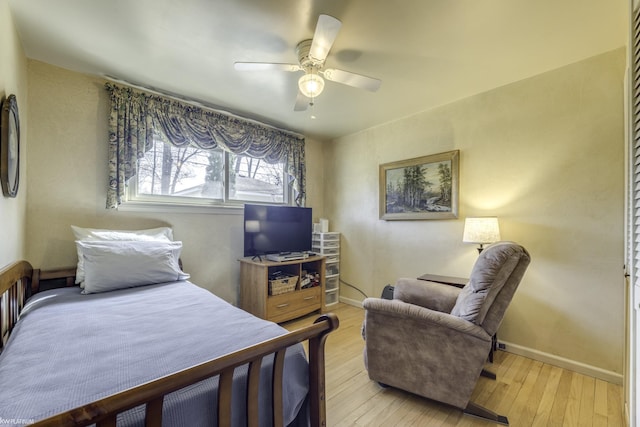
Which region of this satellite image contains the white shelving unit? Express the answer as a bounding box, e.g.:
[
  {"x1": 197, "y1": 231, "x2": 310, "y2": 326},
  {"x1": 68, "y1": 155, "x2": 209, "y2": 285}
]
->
[{"x1": 312, "y1": 232, "x2": 340, "y2": 306}]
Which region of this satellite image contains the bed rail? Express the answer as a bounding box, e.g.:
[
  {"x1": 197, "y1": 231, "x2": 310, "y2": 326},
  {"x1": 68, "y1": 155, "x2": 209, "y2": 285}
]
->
[{"x1": 0, "y1": 260, "x2": 339, "y2": 427}]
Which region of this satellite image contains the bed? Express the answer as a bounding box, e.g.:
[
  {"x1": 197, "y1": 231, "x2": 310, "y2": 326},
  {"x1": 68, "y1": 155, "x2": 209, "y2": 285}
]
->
[{"x1": 0, "y1": 259, "x2": 337, "y2": 427}]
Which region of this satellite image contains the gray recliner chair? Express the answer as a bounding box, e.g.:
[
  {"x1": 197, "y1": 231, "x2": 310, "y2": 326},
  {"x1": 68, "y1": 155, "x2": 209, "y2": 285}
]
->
[{"x1": 362, "y1": 241, "x2": 530, "y2": 425}]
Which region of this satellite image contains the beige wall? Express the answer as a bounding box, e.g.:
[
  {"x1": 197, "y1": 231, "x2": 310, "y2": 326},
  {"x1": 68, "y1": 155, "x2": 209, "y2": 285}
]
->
[
  {"x1": 326, "y1": 48, "x2": 626, "y2": 378},
  {"x1": 24, "y1": 60, "x2": 325, "y2": 304},
  {"x1": 20, "y1": 42, "x2": 627, "y2": 378},
  {"x1": 0, "y1": 0, "x2": 28, "y2": 266}
]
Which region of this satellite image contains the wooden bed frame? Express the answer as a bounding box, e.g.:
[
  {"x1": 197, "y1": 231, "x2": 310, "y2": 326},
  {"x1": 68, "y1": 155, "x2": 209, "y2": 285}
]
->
[{"x1": 0, "y1": 260, "x2": 338, "y2": 427}]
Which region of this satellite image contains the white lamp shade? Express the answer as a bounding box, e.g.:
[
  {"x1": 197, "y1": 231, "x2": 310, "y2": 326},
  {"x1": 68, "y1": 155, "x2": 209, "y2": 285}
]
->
[
  {"x1": 298, "y1": 73, "x2": 325, "y2": 98},
  {"x1": 463, "y1": 217, "x2": 501, "y2": 244}
]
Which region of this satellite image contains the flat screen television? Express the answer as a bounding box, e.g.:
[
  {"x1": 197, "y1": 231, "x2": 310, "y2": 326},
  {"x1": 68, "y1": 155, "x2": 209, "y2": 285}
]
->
[{"x1": 243, "y1": 204, "x2": 313, "y2": 257}]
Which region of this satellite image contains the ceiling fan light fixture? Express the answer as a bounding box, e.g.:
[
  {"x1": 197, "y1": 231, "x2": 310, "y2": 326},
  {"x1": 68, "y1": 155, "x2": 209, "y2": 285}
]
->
[
  {"x1": 234, "y1": 15, "x2": 381, "y2": 112},
  {"x1": 298, "y1": 73, "x2": 325, "y2": 98}
]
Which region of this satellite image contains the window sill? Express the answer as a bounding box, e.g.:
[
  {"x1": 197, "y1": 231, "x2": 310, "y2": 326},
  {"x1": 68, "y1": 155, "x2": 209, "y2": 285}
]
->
[{"x1": 116, "y1": 200, "x2": 245, "y2": 215}]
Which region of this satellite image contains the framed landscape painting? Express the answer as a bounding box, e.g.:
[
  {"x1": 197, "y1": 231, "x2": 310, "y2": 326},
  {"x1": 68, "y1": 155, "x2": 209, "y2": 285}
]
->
[{"x1": 379, "y1": 150, "x2": 459, "y2": 220}]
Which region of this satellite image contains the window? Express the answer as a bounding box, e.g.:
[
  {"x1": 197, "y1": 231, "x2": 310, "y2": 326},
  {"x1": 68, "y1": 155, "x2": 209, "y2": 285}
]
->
[{"x1": 132, "y1": 138, "x2": 288, "y2": 205}]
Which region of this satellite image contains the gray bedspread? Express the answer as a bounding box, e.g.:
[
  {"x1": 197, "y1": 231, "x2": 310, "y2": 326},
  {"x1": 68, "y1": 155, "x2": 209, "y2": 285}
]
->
[{"x1": 0, "y1": 281, "x2": 309, "y2": 426}]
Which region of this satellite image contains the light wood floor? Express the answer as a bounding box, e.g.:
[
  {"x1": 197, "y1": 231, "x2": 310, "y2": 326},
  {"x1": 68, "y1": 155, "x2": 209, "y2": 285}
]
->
[{"x1": 283, "y1": 303, "x2": 625, "y2": 427}]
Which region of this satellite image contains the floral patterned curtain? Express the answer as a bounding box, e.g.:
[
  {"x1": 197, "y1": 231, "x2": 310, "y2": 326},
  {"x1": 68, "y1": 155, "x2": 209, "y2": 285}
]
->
[{"x1": 105, "y1": 83, "x2": 306, "y2": 209}]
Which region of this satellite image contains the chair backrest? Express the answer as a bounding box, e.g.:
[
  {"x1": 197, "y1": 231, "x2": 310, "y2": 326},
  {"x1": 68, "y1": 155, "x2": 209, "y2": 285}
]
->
[{"x1": 450, "y1": 242, "x2": 530, "y2": 336}]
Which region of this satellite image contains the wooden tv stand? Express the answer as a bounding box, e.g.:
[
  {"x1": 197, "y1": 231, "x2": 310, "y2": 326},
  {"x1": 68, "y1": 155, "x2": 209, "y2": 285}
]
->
[{"x1": 239, "y1": 255, "x2": 326, "y2": 323}]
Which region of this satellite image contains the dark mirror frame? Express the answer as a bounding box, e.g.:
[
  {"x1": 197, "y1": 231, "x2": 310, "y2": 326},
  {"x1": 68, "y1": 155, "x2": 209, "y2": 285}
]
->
[{"x1": 1, "y1": 94, "x2": 20, "y2": 198}]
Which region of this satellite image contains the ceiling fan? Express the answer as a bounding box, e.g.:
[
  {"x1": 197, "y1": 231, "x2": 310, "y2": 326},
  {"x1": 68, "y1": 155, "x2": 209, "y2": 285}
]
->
[{"x1": 234, "y1": 14, "x2": 382, "y2": 111}]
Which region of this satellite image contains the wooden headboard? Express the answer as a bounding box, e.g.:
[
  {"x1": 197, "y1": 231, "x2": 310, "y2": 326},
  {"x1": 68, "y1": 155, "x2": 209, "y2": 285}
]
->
[{"x1": 0, "y1": 260, "x2": 33, "y2": 350}]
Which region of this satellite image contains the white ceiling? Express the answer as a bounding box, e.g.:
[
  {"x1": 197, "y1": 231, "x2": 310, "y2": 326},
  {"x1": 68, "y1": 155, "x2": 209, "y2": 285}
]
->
[{"x1": 9, "y1": 0, "x2": 627, "y2": 140}]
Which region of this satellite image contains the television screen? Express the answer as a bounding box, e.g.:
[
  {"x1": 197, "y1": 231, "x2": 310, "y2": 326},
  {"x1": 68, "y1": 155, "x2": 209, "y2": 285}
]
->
[{"x1": 243, "y1": 204, "x2": 313, "y2": 257}]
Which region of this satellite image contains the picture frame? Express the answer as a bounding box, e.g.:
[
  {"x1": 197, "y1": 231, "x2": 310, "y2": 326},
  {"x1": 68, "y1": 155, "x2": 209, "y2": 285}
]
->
[
  {"x1": 379, "y1": 150, "x2": 459, "y2": 220},
  {"x1": 1, "y1": 95, "x2": 20, "y2": 198}
]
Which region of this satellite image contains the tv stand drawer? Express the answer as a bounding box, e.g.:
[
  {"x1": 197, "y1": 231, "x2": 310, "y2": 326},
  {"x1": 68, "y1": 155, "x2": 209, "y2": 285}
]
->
[{"x1": 267, "y1": 287, "x2": 321, "y2": 323}]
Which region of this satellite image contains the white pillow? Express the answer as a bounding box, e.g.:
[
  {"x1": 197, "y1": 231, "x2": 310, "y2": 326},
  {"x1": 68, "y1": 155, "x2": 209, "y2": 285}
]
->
[
  {"x1": 71, "y1": 225, "x2": 174, "y2": 242},
  {"x1": 78, "y1": 240, "x2": 189, "y2": 294},
  {"x1": 71, "y1": 226, "x2": 174, "y2": 286}
]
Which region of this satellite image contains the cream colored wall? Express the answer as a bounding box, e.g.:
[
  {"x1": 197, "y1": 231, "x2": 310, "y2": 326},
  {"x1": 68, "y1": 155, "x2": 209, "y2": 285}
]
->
[
  {"x1": 0, "y1": 0, "x2": 28, "y2": 266},
  {"x1": 326, "y1": 48, "x2": 626, "y2": 376},
  {"x1": 22, "y1": 43, "x2": 625, "y2": 376},
  {"x1": 24, "y1": 60, "x2": 325, "y2": 304}
]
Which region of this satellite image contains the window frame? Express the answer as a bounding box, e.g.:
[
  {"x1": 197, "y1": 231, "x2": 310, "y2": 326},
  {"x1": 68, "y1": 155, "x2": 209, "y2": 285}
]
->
[{"x1": 123, "y1": 146, "x2": 292, "y2": 212}]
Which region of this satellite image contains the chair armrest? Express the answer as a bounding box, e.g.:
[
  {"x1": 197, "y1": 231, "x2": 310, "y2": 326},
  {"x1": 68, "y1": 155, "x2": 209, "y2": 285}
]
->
[
  {"x1": 394, "y1": 278, "x2": 461, "y2": 313},
  {"x1": 362, "y1": 297, "x2": 490, "y2": 342}
]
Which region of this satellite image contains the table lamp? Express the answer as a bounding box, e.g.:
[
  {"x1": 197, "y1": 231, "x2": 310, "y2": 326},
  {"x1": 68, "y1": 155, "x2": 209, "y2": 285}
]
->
[{"x1": 463, "y1": 217, "x2": 501, "y2": 253}]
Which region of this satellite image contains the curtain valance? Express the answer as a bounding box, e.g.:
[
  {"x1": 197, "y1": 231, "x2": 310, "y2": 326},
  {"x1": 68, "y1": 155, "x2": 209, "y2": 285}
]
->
[{"x1": 105, "y1": 83, "x2": 306, "y2": 209}]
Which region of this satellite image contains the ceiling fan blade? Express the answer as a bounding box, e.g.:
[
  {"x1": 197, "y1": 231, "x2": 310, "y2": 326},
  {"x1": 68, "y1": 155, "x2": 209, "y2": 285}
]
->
[
  {"x1": 294, "y1": 91, "x2": 309, "y2": 111},
  {"x1": 234, "y1": 62, "x2": 301, "y2": 72},
  {"x1": 309, "y1": 14, "x2": 342, "y2": 63},
  {"x1": 323, "y1": 68, "x2": 382, "y2": 92}
]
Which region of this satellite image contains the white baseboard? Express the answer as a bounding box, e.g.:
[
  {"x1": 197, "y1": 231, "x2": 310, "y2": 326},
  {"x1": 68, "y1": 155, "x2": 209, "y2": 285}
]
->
[
  {"x1": 499, "y1": 340, "x2": 623, "y2": 385},
  {"x1": 339, "y1": 295, "x2": 363, "y2": 308},
  {"x1": 339, "y1": 296, "x2": 623, "y2": 385},
  {"x1": 625, "y1": 402, "x2": 630, "y2": 427}
]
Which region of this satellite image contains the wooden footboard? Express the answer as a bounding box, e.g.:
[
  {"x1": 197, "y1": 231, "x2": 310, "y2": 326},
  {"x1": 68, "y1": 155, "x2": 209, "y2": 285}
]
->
[{"x1": 0, "y1": 260, "x2": 339, "y2": 427}]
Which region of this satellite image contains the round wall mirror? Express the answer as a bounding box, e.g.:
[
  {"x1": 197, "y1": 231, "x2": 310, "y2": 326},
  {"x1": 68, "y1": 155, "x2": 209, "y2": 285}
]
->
[{"x1": 1, "y1": 94, "x2": 20, "y2": 198}]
